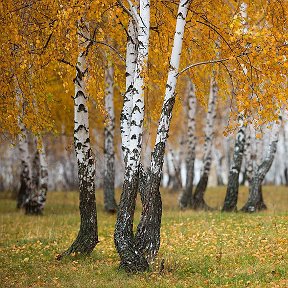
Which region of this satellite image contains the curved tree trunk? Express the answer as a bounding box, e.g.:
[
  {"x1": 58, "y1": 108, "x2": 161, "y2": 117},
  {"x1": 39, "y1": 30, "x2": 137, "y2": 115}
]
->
[
  {"x1": 103, "y1": 63, "x2": 117, "y2": 213},
  {"x1": 59, "y1": 20, "x2": 98, "y2": 258},
  {"x1": 222, "y1": 116, "x2": 246, "y2": 211},
  {"x1": 179, "y1": 79, "x2": 196, "y2": 209},
  {"x1": 241, "y1": 119, "x2": 281, "y2": 212},
  {"x1": 192, "y1": 74, "x2": 217, "y2": 210},
  {"x1": 134, "y1": 0, "x2": 190, "y2": 267}
]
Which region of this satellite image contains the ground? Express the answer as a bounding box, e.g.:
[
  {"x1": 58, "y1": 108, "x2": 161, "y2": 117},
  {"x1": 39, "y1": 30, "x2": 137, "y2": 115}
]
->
[{"x1": 0, "y1": 186, "x2": 287, "y2": 288}]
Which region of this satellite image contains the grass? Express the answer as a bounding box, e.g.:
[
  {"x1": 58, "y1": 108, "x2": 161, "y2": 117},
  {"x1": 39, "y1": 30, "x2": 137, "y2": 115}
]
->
[{"x1": 0, "y1": 186, "x2": 287, "y2": 287}]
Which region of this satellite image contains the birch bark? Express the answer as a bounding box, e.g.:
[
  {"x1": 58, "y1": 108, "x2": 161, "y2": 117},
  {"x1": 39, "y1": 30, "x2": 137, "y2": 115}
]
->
[
  {"x1": 179, "y1": 79, "x2": 197, "y2": 208},
  {"x1": 103, "y1": 63, "x2": 117, "y2": 213},
  {"x1": 241, "y1": 119, "x2": 282, "y2": 212},
  {"x1": 60, "y1": 20, "x2": 98, "y2": 257},
  {"x1": 192, "y1": 75, "x2": 217, "y2": 210},
  {"x1": 222, "y1": 115, "x2": 246, "y2": 211},
  {"x1": 115, "y1": 0, "x2": 151, "y2": 272},
  {"x1": 135, "y1": 0, "x2": 191, "y2": 265},
  {"x1": 115, "y1": 0, "x2": 191, "y2": 273}
]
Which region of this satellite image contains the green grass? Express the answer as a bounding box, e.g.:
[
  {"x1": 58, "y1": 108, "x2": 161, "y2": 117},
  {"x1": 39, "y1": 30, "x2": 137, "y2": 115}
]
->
[{"x1": 0, "y1": 186, "x2": 287, "y2": 287}]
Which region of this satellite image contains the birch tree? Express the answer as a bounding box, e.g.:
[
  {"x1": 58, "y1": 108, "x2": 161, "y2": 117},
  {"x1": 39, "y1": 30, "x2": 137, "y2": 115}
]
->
[
  {"x1": 17, "y1": 122, "x2": 32, "y2": 209},
  {"x1": 241, "y1": 118, "x2": 282, "y2": 212},
  {"x1": 179, "y1": 79, "x2": 197, "y2": 208},
  {"x1": 24, "y1": 136, "x2": 48, "y2": 214},
  {"x1": 115, "y1": 0, "x2": 191, "y2": 272},
  {"x1": 222, "y1": 115, "x2": 246, "y2": 211},
  {"x1": 59, "y1": 20, "x2": 98, "y2": 257},
  {"x1": 192, "y1": 74, "x2": 217, "y2": 210},
  {"x1": 103, "y1": 62, "x2": 117, "y2": 213}
]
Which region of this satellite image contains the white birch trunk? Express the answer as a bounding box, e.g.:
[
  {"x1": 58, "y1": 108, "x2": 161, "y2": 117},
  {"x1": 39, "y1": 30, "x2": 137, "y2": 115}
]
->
[
  {"x1": 222, "y1": 115, "x2": 246, "y2": 211},
  {"x1": 115, "y1": 0, "x2": 151, "y2": 272},
  {"x1": 17, "y1": 121, "x2": 31, "y2": 208},
  {"x1": 135, "y1": 0, "x2": 191, "y2": 264},
  {"x1": 192, "y1": 74, "x2": 217, "y2": 210},
  {"x1": 104, "y1": 63, "x2": 117, "y2": 213},
  {"x1": 120, "y1": 20, "x2": 137, "y2": 162},
  {"x1": 179, "y1": 79, "x2": 197, "y2": 208},
  {"x1": 242, "y1": 119, "x2": 282, "y2": 212},
  {"x1": 60, "y1": 20, "x2": 98, "y2": 257}
]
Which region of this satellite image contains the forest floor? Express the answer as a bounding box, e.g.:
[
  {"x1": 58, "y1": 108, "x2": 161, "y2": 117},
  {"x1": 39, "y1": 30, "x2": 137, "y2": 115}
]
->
[{"x1": 0, "y1": 186, "x2": 287, "y2": 288}]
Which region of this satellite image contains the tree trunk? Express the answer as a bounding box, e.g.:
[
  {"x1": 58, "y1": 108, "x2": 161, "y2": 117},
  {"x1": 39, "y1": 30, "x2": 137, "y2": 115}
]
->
[
  {"x1": 25, "y1": 136, "x2": 48, "y2": 215},
  {"x1": 192, "y1": 74, "x2": 217, "y2": 210},
  {"x1": 241, "y1": 119, "x2": 281, "y2": 212},
  {"x1": 115, "y1": 0, "x2": 150, "y2": 272},
  {"x1": 115, "y1": 0, "x2": 190, "y2": 272},
  {"x1": 17, "y1": 123, "x2": 31, "y2": 209},
  {"x1": 179, "y1": 79, "x2": 196, "y2": 209},
  {"x1": 59, "y1": 20, "x2": 98, "y2": 258},
  {"x1": 103, "y1": 63, "x2": 117, "y2": 213},
  {"x1": 222, "y1": 116, "x2": 246, "y2": 211},
  {"x1": 135, "y1": 0, "x2": 190, "y2": 266}
]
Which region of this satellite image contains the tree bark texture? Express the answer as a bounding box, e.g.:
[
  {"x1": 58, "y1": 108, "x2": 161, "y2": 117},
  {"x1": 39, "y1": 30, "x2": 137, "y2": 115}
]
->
[
  {"x1": 192, "y1": 75, "x2": 217, "y2": 210},
  {"x1": 25, "y1": 136, "x2": 48, "y2": 215},
  {"x1": 60, "y1": 20, "x2": 98, "y2": 257},
  {"x1": 241, "y1": 119, "x2": 281, "y2": 212},
  {"x1": 103, "y1": 63, "x2": 117, "y2": 213},
  {"x1": 222, "y1": 116, "x2": 246, "y2": 211},
  {"x1": 179, "y1": 80, "x2": 196, "y2": 208},
  {"x1": 115, "y1": 0, "x2": 190, "y2": 272},
  {"x1": 17, "y1": 123, "x2": 31, "y2": 209}
]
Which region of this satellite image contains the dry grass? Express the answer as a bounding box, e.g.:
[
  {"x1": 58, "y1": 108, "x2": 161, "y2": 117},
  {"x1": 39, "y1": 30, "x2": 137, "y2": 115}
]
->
[{"x1": 0, "y1": 186, "x2": 287, "y2": 287}]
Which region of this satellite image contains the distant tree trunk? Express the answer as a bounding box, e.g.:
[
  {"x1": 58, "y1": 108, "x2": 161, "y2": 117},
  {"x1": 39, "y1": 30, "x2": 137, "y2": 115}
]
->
[
  {"x1": 241, "y1": 119, "x2": 281, "y2": 212},
  {"x1": 59, "y1": 20, "x2": 98, "y2": 257},
  {"x1": 192, "y1": 74, "x2": 217, "y2": 210},
  {"x1": 166, "y1": 150, "x2": 182, "y2": 191},
  {"x1": 17, "y1": 123, "x2": 31, "y2": 209},
  {"x1": 115, "y1": 0, "x2": 190, "y2": 272},
  {"x1": 25, "y1": 136, "x2": 48, "y2": 215},
  {"x1": 222, "y1": 116, "x2": 246, "y2": 212},
  {"x1": 214, "y1": 147, "x2": 225, "y2": 186},
  {"x1": 179, "y1": 80, "x2": 196, "y2": 208},
  {"x1": 103, "y1": 63, "x2": 117, "y2": 213}
]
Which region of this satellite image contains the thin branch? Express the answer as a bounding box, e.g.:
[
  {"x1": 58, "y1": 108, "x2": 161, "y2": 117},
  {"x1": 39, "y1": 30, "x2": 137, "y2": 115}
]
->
[{"x1": 177, "y1": 57, "x2": 230, "y2": 77}]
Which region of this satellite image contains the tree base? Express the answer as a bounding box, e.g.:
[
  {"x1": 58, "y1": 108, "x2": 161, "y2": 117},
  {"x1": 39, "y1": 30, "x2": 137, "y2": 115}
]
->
[
  {"x1": 118, "y1": 249, "x2": 149, "y2": 273},
  {"x1": 191, "y1": 199, "x2": 213, "y2": 211},
  {"x1": 57, "y1": 231, "x2": 98, "y2": 260},
  {"x1": 240, "y1": 202, "x2": 267, "y2": 213},
  {"x1": 25, "y1": 202, "x2": 43, "y2": 215}
]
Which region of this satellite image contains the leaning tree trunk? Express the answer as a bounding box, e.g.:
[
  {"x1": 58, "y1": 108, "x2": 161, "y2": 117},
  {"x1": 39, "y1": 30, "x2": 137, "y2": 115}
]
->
[
  {"x1": 179, "y1": 79, "x2": 197, "y2": 209},
  {"x1": 103, "y1": 63, "x2": 117, "y2": 213},
  {"x1": 135, "y1": 0, "x2": 191, "y2": 267},
  {"x1": 25, "y1": 136, "x2": 48, "y2": 215},
  {"x1": 241, "y1": 119, "x2": 281, "y2": 212},
  {"x1": 59, "y1": 20, "x2": 98, "y2": 258},
  {"x1": 17, "y1": 122, "x2": 31, "y2": 209},
  {"x1": 192, "y1": 74, "x2": 217, "y2": 210},
  {"x1": 222, "y1": 115, "x2": 246, "y2": 211},
  {"x1": 115, "y1": 0, "x2": 190, "y2": 273}
]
